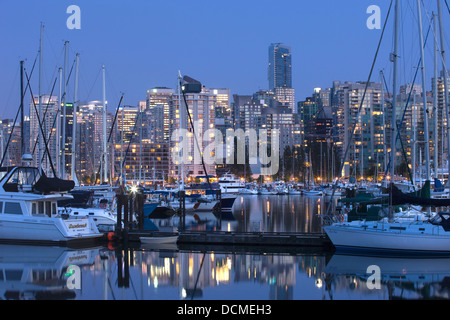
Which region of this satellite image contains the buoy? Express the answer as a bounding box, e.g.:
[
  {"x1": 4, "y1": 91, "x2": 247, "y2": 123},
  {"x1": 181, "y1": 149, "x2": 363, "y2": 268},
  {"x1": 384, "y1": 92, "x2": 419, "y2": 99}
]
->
[{"x1": 107, "y1": 232, "x2": 115, "y2": 241}]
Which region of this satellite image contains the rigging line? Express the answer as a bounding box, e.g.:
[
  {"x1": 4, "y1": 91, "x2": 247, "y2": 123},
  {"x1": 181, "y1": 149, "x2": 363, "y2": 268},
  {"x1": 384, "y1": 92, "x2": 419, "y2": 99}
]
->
[
  {"x1": 325, "y1": 0, "x2": 393, "y2": 216},
  {"x1": 24, "y1": 70, "x2": 57, "y2": 177},
  {"x1": 0, "y1": 57, "x2": 38, "y2": 167},
  {"x1": 85, "y1": 67, "x2": 101, "y2": 102},
  {"x1": 444, "y1": 0, "x2": 450, "y2": 14},
  {"x1": 180, "y1": 83, "x2": 213, "y2": 190}
]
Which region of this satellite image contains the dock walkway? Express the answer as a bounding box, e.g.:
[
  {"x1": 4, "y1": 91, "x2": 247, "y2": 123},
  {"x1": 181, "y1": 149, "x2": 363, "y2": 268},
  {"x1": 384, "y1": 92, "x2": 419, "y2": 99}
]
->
[{"x1": 121, "y1": 230, "x2": 332, "y2": 249}]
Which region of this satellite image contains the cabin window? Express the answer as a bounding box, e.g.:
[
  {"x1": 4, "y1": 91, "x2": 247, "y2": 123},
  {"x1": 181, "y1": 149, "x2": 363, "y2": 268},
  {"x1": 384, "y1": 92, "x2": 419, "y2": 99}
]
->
[
  {"x1": 32, "y1": 203, "x2": 36, "y2": 215},
  {"x1": 45, "y1": 201, "x2": 51, "y2": 216},
  {"x1": 52, "y1": 203, "x2": 57, "y2": 216},
  {"x1": 4, "y1": 202, "x2": 23, "y2": 215},
  {"x1": 0, "y1": 201, "x2": 3, "y2": 213},
  {"x1": 38, "y1": 202, "x2": 44, "y2": 215}
]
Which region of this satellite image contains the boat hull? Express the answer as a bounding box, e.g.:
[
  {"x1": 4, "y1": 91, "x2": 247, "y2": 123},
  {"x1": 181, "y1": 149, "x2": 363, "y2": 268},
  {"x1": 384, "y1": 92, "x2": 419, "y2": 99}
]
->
[
  {"x1": 324, "y1": 222, "x2": 450, "y2": 253},
  {"x1": 140, "y1": 235, "x2": 178, "y2": 244},
  {"x1": 0, "y1": 215, "x2": 103, "y2": 247}
]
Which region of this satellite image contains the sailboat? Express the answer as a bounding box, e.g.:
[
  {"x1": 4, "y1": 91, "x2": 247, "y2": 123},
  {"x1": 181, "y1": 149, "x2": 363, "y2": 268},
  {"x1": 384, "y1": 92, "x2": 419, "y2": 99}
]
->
[{"x1": 324, "y1": 0, "x2": 450, "y2": 254}]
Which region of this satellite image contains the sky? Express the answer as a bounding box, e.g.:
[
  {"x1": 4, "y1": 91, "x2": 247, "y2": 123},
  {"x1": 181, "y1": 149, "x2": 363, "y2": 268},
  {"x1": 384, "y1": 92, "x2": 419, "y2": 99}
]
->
[{"x1": 1, "y1": 0, "x2": 449, "y2": 119}]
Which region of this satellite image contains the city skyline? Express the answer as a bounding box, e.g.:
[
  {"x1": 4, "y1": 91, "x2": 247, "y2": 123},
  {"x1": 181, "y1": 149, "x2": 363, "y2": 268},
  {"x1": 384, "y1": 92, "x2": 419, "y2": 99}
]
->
[{"x1": 3, "y1": 0, "x2": 447, "y2": 120}]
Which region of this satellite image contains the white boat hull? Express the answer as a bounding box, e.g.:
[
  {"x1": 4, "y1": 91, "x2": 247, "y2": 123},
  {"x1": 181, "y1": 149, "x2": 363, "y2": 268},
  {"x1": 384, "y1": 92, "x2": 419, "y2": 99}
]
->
[
  {"x1": 0, "y1": 215, "x2": 102, "y2": 245},
  {"x1": 324, "y1": 222, "x2": 450, "y2": 253},
  {"x1": 140, "y1": 235, "x2": 178, "y2": 244}
]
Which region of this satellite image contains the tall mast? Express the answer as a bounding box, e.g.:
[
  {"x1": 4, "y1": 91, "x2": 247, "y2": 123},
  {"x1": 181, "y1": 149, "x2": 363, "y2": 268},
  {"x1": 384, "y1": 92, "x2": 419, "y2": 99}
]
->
[
  {"x1": 61, "y1": 40, "x2": 69, "y2": 179},
  {"x1": 434, "y1": 13, "x2": 439, "y2": 179},
  {"x1": 102, "y1": 65, "x2": 107, "y2": 184},
  {"x1": 20, "y1": 60, "x2": 24, "y2": 156},
  {"x1": 71, "y1": 53, "x2": 80, "y2": 185},
  {"x1": 389, "y1": 0, "x2": 399, "y2": 220},
  {"x1": 178, "y1": 71, "x2": 184, "y2": 191},
  {"x1": 56, "y1": 67, "x2": 62, "y2": 176},
  {"x1": 437, "y1": 0, "x2": 450, "y2": 187},
  {"x1": 38, "y1": 23, "x2": 44, "y2": 173},
  {"x1": 417, "y1": 0, "x2": 430, "y2": 181}
]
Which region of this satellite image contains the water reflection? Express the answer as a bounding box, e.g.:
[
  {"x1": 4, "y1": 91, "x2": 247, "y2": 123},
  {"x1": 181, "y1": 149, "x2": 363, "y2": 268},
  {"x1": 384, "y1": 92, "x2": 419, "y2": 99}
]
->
[
  {"x1": 159, "y1": 195, "x2": 333, "y2": 234},
  {"x1": 2, "y1": 242, "x2": 450, "y2": 300},
  {"x1": 232, "y1": 195, "x2": 332, "y2": 233}
]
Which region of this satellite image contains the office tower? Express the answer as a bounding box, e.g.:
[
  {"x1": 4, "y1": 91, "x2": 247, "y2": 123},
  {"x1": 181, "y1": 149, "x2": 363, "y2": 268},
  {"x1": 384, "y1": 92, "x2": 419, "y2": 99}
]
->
[
  {"x1": 268, "y1": 43, "x2": 292, "y2": 90},
  {"x1": 268, "y1": 44, "x2": 295, "y2": 112}
]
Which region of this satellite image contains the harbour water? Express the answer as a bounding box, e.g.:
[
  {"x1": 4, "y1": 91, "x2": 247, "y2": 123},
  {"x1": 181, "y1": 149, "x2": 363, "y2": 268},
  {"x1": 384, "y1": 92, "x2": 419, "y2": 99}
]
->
[{"x1": 2, "y1": 195, "x2": 450, "y2": 300}]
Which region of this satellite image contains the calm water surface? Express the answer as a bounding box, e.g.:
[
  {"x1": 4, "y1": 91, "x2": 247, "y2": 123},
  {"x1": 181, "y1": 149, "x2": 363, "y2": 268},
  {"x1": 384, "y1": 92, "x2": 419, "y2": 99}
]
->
[{"x1": 2, "y1": 195, "x2": 450, "y2": 300}]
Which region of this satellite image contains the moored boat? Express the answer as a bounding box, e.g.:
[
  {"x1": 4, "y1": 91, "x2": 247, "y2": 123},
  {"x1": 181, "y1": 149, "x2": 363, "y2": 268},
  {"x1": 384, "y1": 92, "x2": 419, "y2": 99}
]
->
[{"x1": 0, "y1": 160, "x2": 103, "y2": 247}]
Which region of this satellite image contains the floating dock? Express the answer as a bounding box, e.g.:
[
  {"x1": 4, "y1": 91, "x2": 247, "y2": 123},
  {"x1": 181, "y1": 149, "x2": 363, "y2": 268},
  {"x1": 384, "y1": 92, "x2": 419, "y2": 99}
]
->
[{"x1": 118, "y1": 230, "x2": 333, "y2": 250}]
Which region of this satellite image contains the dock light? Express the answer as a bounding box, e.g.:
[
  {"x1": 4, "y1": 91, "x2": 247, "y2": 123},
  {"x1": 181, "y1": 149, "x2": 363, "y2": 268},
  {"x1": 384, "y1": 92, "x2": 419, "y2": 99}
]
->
[{"x1": 130, "y1": 185, "x2": 138, "y2": 193}]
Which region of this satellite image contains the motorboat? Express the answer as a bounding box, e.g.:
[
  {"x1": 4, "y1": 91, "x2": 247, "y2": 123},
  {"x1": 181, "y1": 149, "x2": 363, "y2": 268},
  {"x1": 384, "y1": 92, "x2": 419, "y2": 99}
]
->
[
  {"x1": 0, "y1": 157, "x2": 103, "y2": 246},
  {"x1": 218, "y1": 173, "x2": 245, "y2": 194}
]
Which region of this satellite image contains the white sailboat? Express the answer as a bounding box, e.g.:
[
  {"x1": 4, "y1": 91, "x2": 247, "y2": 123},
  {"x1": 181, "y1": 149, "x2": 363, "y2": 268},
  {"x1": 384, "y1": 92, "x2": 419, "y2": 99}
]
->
[{"x1": 324, "y1": 0, "x2": 450, "y2": 254}]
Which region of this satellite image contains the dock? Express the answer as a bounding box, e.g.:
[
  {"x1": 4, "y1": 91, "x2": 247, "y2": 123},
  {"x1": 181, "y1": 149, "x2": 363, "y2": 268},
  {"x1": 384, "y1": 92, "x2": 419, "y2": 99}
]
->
[
  {"x1": 116, "y1": 230, "x2": 333, "y2": 250},
  {"x1": 113, "y1": 192, "x2": 334, "y2": 252}
]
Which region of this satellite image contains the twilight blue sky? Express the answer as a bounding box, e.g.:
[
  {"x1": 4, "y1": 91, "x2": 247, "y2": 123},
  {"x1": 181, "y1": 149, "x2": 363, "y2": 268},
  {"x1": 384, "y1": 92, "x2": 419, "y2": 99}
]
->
[{"x1": 0, "y1": 0, "x2": 449, "y2": 119}]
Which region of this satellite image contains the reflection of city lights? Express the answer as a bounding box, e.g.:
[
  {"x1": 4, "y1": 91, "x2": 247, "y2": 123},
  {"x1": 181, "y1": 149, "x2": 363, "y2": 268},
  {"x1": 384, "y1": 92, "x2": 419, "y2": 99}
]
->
[
  {"x1": 315, "y1": 278, "x2": 322, "y2": 288},
  {"x1": 181, "y1": 288, "x2": 187, "y2": 299},
  {"x1": 154, "y1": 276, "x2": 158, "y2": 288}
]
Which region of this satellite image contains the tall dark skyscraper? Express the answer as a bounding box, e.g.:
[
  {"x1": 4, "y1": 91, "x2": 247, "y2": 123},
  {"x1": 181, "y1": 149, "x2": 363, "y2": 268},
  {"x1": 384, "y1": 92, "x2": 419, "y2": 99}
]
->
[{"x1": 268, "y1": 43, "x2": 292, "y2": 90}]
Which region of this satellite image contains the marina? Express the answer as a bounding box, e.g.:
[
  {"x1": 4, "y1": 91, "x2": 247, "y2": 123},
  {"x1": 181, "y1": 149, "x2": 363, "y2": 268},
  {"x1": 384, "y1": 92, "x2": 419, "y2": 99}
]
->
[{"x1": 3, "y1": 0, "x2": 450, "y2": 303}]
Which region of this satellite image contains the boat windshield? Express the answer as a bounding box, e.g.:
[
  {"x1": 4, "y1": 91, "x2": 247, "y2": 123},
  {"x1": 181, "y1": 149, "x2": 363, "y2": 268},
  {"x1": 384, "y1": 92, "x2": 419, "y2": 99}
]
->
[{"x1": 3, "y1": 167, "x2": 41, "y2": 192}]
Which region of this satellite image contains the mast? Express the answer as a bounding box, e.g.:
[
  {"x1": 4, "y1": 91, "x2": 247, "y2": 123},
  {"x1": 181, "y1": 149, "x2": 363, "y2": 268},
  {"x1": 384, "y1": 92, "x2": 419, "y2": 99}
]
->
[
  {"x1": 417, "y1": 0, "x2": 430, "y2": 182},
  {"x1": 380, "y1": 71, "x2": 387, "y2": 182},
  {"x1": 389, "y1": 0, "x2": 399, "y2": 220},
  {"x1": 102, "y1": 65, "x2": 107, "y2": 184},
  {"x1": 71, "y1": 53, "x2": 80, "y2": 185},
  {"x1": 434, "y1": 13, "x2": 439, "y2": 180},
  {"x1": 139, "y1": 103, "x2": 142, "y2": 185},
  {"x1": 178, "y1": 71, "x2": 184, "y2": 191},
  {"x1": 61, "y1": 40, "x2": 69, "y2": 179},
  {"x1": 38, "y1": 23, "x2": 44, "y2": 173},
  {"x1": 437, "y1": 0, "x2": 450, "y2": 187},
  {"x1": 20, "y1": 60, "x2": 24, "y2": 156},
  {"x1": 56, "y1": 67, "x2": 62, "y2": 176}
]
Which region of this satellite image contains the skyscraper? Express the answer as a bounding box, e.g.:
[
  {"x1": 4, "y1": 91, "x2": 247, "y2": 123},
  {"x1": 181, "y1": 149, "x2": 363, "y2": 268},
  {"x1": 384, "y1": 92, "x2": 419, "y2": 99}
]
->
[
  {"x1": 268, "y1": 43, "x2": 292, "y2": 90},
  {"x1": 268, "y1": 43, "x2": 295, "y2": 112}
]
